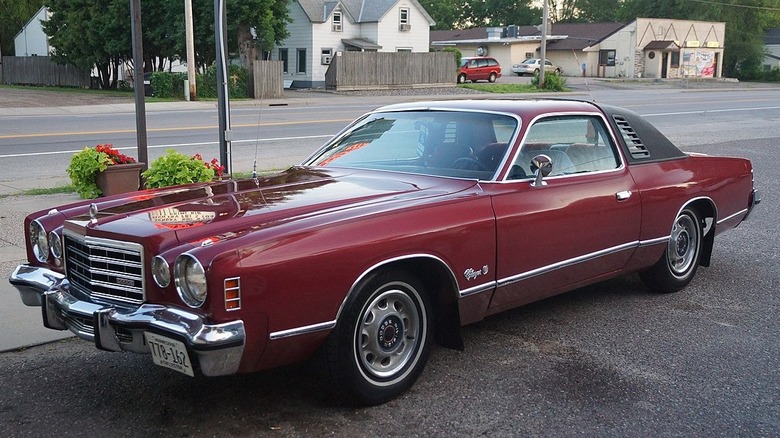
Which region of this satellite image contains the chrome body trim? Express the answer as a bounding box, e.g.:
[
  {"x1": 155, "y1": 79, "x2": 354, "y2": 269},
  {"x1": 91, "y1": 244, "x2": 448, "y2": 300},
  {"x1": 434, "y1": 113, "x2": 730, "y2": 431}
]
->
[
  {"x1": 9, "y1": 264, "x2": 245, "y2": 377},
  {"x1": 269, "y1": 320, "x2": 337, "y2": 340},
  {"x1": 639, "y1": 236, "x2": 670, "y2": 247},
  {"x1": 717, "y1": 208, "x2": 748, "y2": 225},
  {"x1": 459, "y1": 281, "x2": 496, "y2": 298},
  {"x1": 497, "y1": 241, "x2": 637, "y2": 287}
]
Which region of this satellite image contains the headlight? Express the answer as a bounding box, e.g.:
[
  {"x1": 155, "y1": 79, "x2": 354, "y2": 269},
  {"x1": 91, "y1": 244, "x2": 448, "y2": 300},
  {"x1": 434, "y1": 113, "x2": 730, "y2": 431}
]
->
[
  {"x1": 174, "y1": 254, "x2": 207, "y2": 307},
  {"x1": 29, "y1": 220, "x2": 49, "y2": 262},
  {"x1": 152, "y1": 256, "x2": 171, "y2": 288},
  {"x1": 49, "y1": 231, "x2": 62, "y2": 259}
]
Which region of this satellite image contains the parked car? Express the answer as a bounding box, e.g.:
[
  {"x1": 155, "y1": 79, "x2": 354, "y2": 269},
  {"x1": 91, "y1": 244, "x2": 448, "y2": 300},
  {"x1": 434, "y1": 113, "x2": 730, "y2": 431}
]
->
[
  {"x1": 11, "y1": 99, "x2": 759, "y2": 406},
  {"x1": 458, "y1": 57, "x2": 502, "y2": 83},
  {"x1": 512, "y1": 58, "x2": 561, "y2": 76}
]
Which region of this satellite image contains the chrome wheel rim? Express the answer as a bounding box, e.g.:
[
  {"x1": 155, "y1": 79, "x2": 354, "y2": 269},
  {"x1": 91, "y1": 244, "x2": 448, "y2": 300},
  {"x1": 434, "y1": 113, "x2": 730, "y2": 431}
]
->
[
  {"x1": 667, "y1": 213, "x2": 698, "y2": 277},
  {"x1": 354, "y1": 285, "x2": 424, "y2": 382}
]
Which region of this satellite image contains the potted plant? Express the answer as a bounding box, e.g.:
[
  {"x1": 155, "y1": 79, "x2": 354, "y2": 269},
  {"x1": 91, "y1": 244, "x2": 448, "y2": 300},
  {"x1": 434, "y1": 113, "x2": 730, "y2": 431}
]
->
[
  {"x1": 143, "y1": 150, "x2": 225, "y2": 189},
  {"x1": 66, "y1": 144, "x2": 144, "y2": 198}
]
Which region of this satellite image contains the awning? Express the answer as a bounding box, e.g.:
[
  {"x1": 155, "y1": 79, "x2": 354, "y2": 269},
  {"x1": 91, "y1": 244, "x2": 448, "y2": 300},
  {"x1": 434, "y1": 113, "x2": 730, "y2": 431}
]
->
[
  {"x1": 341, "y1": 38, "x2": 382, "y2": 51},
  {"x1": 643, "y1": 40, "x2": 680, "y2": 51}
]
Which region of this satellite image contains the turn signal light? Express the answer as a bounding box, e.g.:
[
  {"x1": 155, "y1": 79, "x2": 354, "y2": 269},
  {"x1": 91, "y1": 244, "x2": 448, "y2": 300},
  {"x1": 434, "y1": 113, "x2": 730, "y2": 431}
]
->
[{"x1": 224, "y1": 277, "x2": 241, "y2": 311}]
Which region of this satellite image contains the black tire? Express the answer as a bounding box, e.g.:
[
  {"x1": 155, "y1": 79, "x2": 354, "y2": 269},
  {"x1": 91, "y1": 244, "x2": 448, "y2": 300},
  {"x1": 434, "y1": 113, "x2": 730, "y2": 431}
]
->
[
  {"x1": 488, "y1": 72, "x2": 497, "y2": 83},
  {"x1": 322, "y1": 270, "x2": 433, "y2": 405},
  {"x1": 640, "y1": 208, "x2": 703, "y2": 293},
  {"x1": 457, "y1": 74, "x2": 467, "y2": 84},
  {"x1": 554, "y1": 68, "x2": 561, "y2": 75}
]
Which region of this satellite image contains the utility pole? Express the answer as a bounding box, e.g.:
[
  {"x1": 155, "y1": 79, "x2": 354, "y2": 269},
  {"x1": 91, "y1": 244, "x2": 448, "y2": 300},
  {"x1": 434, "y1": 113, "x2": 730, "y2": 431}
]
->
[
  {"x1": 214, "y1": 0, "x2": 232, "y2": 174},
  {"x1": 539, "y1": 0, "x2": 549, "y2": 89},
  {"x1": 185, "y1": 0, "x2": 197, "y2": 101},
  {"x1": 130, "y1": 0, "x2": 148, "y2": 167}
]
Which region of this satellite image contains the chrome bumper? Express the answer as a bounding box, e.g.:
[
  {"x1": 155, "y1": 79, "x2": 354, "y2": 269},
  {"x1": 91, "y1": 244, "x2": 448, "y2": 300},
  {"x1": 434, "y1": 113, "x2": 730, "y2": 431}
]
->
[
  {"x1": 9, "y1": 265, "x2": 245, "y2": 377},
  {"x1": 744, "y1": 189, "x2": 761, "y2": 222}
]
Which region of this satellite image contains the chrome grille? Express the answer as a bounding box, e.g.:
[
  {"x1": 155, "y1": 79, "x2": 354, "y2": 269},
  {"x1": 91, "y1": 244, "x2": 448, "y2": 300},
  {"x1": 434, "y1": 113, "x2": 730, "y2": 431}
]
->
[{"x1": 64, "y1": 233, "x2": 145, "y2": 304}]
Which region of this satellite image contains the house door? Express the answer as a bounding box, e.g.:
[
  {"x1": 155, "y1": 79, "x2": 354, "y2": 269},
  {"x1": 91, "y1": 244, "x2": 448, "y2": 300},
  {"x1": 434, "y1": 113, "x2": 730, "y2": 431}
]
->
[{"x1": 661, "y1": 52, "x2": 669, "y2": 78}]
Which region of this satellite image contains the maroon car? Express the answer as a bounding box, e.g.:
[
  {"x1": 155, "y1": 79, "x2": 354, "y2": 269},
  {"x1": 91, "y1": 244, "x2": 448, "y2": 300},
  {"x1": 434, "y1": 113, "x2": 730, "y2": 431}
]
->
[{"x1": 11, "y1": 99, "x2": 759, "y2": 405}]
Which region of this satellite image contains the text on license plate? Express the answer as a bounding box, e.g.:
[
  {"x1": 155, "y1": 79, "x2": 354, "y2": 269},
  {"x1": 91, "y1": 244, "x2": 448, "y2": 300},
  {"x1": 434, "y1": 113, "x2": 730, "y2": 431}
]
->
[{"x1": 144, "y1": 332, "x2": 194, "y2": 377}]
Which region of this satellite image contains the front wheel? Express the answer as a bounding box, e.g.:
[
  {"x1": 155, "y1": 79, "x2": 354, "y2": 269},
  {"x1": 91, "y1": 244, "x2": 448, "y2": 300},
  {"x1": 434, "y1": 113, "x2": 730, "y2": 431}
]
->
[
  {"x1": 640, "y1": 208, "x2": 703, "y2": 293},
  {"x1": 457, "y1": 74, "x2": 467, "y2": 84},
  {"x1": 322, "y1": 270, "x2": 433, "y2": 405}
]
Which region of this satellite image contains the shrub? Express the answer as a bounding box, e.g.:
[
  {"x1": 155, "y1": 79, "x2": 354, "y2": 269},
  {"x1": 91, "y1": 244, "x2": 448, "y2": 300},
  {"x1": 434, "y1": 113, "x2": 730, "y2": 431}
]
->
[
  {"x1": 150, "y1": 72, "x2": 187, "y2": 98},
  {"x1": 531, "y1": 71, "x2": 567, "y2": 91},
  {"x1": 143, "y1": 150, "x2": 219, "y2": 189},
  {"x1": 66, "y1": 144, "x2": 136, "y2": 199},
  {"x1": 196, "y1": 64, "x2": 248, "y2": 99}
]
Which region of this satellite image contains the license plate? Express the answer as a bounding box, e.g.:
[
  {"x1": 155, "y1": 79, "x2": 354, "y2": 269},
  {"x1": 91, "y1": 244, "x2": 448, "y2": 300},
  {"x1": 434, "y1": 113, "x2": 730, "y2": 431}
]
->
[{"x1": 144, "y1": 332, "x2": 194, "y2": 377}]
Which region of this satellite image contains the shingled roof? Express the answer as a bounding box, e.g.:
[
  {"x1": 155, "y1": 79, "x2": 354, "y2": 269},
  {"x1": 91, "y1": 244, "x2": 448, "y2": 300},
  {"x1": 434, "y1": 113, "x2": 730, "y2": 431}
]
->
[
  {"x1": 431, "y1": 22, "x2": 627, "y2": 50},
  {"x1": 297, "y1": 0, "x2": 434, "y2": 24}
]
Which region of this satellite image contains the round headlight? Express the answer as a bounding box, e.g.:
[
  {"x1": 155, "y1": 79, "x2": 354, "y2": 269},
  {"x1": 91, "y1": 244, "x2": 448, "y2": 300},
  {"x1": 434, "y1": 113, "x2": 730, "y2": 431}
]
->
[
  {"x1": 29, "y1": 220, "x2": 49, "y2": 262},
  {"x1": 151, "y1": 256, "x2": 171, "y2": 288},
  {"x1": 49, "y1": 231, "x2": 63, "y2": 259},
  {"x1": 174, "y1": 254, "x2": 207, "y2": 307}
]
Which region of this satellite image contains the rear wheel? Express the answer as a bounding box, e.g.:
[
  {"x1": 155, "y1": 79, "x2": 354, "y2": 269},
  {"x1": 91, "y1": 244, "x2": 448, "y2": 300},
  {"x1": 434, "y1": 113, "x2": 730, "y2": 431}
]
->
[
  {"x1": 488, "y1": 72, "x2": 497, "y2": 83},
  {"x1": 640, "y1": 208, "x2": 703, "y2": 293},
  {"x1": 322, "y1": 270, "x2": 433, "y2": 405}
]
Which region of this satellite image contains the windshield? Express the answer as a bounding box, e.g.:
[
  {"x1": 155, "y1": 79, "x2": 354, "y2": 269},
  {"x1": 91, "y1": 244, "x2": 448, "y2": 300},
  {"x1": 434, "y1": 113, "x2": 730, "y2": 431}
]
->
[{"x1": 305, "y1": 110, "x2": 519, "y2": 180}]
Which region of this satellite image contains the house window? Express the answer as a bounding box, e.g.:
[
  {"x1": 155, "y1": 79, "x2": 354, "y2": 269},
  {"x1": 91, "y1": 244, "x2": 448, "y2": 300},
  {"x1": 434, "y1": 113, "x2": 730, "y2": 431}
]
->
[
  {"x1": 670, "y1": 51, "x2": 680, "y2": 68},
  {"x1": 396, "y1": 48, "x2": 412, "y2": 52},
  {"x1": 599, "y1": 49, "x2": 616, "y2": 67},
  {"x1": 297, "y1": 48, "x2": 306, "y2": 74},
  {"x1": 279, "y1": 48, "x2": 288, "y2": 73},
  {"x1": 399, "y1": 8, "x2": 409, "y2": 24},
  {"x1": 332, "y1": 11, "x2": 342, "y2": 32}
]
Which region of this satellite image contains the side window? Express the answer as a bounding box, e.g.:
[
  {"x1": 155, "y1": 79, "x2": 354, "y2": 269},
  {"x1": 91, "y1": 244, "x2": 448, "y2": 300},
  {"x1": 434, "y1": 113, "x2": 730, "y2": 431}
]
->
[{"x1": 510, "y1": 116, "x2": 619, "y2": 179}]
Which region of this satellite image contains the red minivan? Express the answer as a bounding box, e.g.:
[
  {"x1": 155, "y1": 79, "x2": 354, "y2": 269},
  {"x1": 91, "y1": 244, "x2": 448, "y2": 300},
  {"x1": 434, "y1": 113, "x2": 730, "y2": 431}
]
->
[{"x1": 457, "y1": 57, "x2": 502, "y2": 83}]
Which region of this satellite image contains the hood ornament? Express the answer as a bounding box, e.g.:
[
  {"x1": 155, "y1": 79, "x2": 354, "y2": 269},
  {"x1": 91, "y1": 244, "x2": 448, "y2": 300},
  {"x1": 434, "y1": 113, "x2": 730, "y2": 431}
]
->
[{"x1": 89, "y1": 203, "x2": 99, "y2": 223}]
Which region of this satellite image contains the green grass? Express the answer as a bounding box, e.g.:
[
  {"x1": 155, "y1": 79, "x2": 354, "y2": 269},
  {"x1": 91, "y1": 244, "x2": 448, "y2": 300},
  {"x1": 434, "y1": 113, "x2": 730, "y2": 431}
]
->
[
  {"x1": 0, "y1": 184, "x2": 76, "y2": 199},
  {"x1": 458, "y1": 83, "x2": 569, "y2": 93}
]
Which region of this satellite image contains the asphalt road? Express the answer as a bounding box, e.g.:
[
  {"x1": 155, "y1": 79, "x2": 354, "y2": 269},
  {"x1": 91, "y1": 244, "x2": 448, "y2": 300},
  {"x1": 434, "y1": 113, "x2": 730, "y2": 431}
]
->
[{"x1": 0, "y1": 84, "x2": 778, "y2": 436}]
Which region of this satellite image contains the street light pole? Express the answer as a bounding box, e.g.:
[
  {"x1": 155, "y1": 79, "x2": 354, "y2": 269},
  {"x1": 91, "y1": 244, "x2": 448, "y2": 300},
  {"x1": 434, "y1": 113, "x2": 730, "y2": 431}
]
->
[
  {"x1": 214, "y1": 0, "x2": 232, "y2": 174},
  {"x1": 539, "y1": 0, "x2": 549, "y2": 89},
  {"x1": 130, "y1": 0, "x2": 148, "y2": 168}
]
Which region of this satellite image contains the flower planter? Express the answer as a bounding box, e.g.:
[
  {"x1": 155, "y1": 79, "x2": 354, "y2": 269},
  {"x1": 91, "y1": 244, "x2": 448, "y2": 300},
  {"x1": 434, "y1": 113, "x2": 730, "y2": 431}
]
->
[{"x1": 95, "y1": 163, "x2": 145, "y2": 197}]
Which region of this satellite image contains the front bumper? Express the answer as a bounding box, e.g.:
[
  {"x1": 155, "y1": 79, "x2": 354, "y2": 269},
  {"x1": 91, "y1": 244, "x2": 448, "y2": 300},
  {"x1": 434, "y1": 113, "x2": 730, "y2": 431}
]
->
[{"x1": 9, "y1": 264, "x2": 245, "y2": 376}]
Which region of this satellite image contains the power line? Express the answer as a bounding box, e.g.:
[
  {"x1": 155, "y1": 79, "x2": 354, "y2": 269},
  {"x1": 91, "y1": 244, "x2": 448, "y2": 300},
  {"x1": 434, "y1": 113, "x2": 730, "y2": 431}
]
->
[{"x1": 689, "y1": 0, "x2": 780, "y2": 12}]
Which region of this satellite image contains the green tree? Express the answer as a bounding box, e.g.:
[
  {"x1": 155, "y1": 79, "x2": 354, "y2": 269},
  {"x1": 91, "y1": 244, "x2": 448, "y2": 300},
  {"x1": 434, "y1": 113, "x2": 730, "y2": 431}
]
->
[
  {"x1": 465, "y1": 0, "x2": 540, "y2": 27},
  {"x1": 418, "y1": 0, "x2": 466, "y2": 29},
  {"x1": 0, "y1": 0, "x2": 46, "y2": 56}
]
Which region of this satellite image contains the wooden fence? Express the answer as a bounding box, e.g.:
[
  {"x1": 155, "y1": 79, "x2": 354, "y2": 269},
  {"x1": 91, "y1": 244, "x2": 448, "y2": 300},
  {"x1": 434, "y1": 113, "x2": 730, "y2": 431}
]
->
[
  {"x1": 1, "y1": 56, "x2": 90, "y2": 87},
  {"x1": 252, "y1": 60, "x2": 284, "y2": 99},
  {"x1": 325, "y1": 52, "x2": 456, "y2": 91}
]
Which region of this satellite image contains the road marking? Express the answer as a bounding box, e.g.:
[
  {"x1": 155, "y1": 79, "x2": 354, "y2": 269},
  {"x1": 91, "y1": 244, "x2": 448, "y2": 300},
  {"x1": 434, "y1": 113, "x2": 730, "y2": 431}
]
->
[
  {"x1": 0, "y1": 119, "x2": 352, "y2": 140},
  {"x1": 643, "y1": 105, "x2": 780, "y2": 117}
]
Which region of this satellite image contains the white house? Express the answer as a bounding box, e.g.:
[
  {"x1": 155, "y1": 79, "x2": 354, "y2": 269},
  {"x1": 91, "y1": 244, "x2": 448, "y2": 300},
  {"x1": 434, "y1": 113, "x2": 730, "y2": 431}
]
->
[
  {"x1": 13, "y1": 6, "x2": 51, "y2": 56},
  {"x1": 275, "y1": 0, "x2": 435, "y2": 88},
  {"x1": 432, "y1": 18, "x2": 726, "y2": 79},
  {"x1": 764, "y1": 28, "x2": 780, "y2": 70}
]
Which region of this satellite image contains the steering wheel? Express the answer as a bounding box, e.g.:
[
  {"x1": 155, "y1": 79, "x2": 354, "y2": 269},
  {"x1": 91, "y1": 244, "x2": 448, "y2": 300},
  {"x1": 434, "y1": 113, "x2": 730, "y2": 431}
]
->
[{"x1": 452, "y1": 157, "x2": 490, "y2": 171}]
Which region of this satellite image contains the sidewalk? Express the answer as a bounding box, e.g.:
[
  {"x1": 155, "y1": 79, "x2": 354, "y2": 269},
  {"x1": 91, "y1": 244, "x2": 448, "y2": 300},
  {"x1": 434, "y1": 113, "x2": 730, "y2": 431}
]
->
[{"x1": 0, "y1": 192, "x2": 82, "y2": 352}]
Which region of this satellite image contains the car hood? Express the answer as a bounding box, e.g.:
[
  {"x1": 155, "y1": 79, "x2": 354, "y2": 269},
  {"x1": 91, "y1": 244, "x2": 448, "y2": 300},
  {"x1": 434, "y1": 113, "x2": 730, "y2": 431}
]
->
[{"x1": 63, "y1": 167, "x2": 478, "y2": 248}]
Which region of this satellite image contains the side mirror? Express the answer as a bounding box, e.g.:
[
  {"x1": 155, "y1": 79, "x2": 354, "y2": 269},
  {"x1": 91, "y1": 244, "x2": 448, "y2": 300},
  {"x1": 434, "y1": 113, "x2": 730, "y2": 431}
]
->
[{"x1": 530, "y1": 154, "x2": 553, "y2": 187}]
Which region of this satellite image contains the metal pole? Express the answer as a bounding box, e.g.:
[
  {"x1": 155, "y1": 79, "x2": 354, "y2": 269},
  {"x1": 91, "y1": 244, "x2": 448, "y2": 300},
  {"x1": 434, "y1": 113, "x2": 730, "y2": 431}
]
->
[
  {"x1": 539, "y1": 0, "x2": 548, "y2": 89},
  {"x1": 185, "y1": 0, "x2": 197, "y2": 101},
  {"x1": 214, "y1": 0, "x2": 232, "y2": 174},
  {"x1": 130, "y1": 0, "x2": 148, "y2": 168}
]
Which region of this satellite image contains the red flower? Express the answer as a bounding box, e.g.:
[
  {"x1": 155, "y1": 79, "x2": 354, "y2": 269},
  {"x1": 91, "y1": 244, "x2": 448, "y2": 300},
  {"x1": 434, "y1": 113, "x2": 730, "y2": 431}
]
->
[{"x1": 96, "y1": 144, "x2": 136, "y2": 165}]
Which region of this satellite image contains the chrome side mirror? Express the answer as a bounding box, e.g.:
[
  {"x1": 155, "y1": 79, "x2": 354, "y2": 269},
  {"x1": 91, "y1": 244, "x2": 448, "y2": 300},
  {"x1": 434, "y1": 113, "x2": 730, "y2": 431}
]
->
[{"x1": 530, "y1": 154, "x2": 553, "y2": 187}]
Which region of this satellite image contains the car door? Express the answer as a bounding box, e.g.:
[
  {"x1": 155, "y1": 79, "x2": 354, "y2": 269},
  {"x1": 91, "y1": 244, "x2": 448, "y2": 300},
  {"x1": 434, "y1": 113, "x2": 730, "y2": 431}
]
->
[{"x1": 484, "y1": 114, "x2": 641, "y2": 314}]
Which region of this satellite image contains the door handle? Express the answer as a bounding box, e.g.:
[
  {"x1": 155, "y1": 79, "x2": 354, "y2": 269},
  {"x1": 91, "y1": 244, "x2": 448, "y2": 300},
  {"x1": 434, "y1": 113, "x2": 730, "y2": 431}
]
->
[{"x1": 616, "y1": 190, "x2": 632, "y2": 201}]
